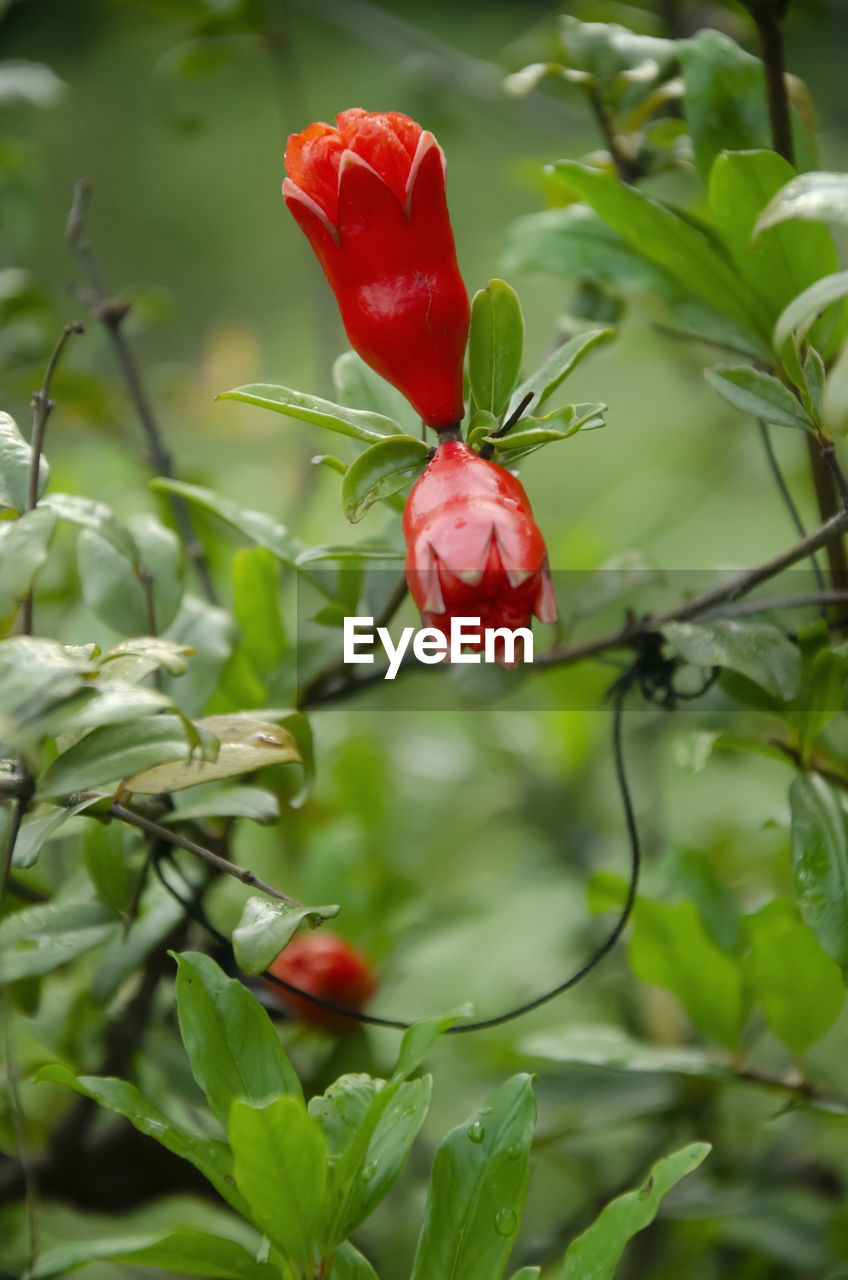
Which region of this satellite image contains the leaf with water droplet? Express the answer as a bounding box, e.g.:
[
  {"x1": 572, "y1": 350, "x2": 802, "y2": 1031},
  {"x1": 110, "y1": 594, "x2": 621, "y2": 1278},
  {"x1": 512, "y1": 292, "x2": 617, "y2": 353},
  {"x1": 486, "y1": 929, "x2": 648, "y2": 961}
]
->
[{"x1": 411, "y1": 1073, "x2": 536, "y2": 1280}]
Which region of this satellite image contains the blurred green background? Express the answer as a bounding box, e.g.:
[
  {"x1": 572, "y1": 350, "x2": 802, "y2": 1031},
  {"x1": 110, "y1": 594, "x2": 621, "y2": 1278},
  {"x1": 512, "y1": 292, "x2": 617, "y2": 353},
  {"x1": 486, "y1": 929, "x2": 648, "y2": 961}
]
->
[{"x1": 4, "y1": 1, "x2": 848, "y2": 1277}]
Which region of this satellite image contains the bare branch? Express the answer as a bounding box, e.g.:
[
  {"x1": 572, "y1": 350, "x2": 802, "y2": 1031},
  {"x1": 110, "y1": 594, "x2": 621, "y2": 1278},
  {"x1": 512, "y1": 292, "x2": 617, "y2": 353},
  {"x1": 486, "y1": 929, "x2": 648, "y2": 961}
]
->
[{"x1": 66, "y1": 180, "x2": 219, "y2": 605}]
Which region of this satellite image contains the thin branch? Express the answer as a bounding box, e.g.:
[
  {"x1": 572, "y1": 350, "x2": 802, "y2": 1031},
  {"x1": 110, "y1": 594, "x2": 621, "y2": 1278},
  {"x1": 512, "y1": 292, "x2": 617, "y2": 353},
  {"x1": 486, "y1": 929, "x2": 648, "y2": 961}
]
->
[
  {"x1": 538, "y1": 504, "x2": 848, "y2": 671},
  {"x1": 19, "y1": 322, "x2": 83, "y2": 636},
  {"x1": 701, "y1": 589, "x2": 848, "y2": 619},
  {"x1": 106, "y1": 801, "x2": 303, "y2": 907},
  {"x1": 66, "y1": 180, "x2": 218, "y2": 605},
  {"x1": 757, "y1": 420, "x2": 826, "y2": 603},
  {"x1": 751, "y1": 2, "x2": 795, "y2": 167},
  {"x1": 585, "y1": 85, "x2": 638, "y2": 184}
]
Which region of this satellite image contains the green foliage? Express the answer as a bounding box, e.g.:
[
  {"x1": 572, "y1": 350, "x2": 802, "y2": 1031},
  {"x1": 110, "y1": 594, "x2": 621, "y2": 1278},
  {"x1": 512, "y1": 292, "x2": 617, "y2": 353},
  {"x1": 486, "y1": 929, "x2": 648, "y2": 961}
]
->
[
  {"x1": 469, "y1": 279, "x2": 525, "y2": 418},
  {"x1": 410, "y1": 1074, "x2": 536, "y2": 1280},
  {"x1": 704, "y1": 365, "x2": 815, "y2": 431},
  {"x1": 340, "y1": 435, "x2": 429, "y2": 524},
  {"x1": 552, "y1": 1143, "x2": 712, "y2": 1279},
  {"x1": 743, "y1": 900, "x2": 844, "y2": 1057},
  {"x1": 5, "y1": 10, "x2": 848, "y2": 1279},
  {"x1": 790, "y1": 774, "x2": 848, "y2": 971},
  {"x1": 232, "y1": 897, "x2": 340, "y2": 975}
]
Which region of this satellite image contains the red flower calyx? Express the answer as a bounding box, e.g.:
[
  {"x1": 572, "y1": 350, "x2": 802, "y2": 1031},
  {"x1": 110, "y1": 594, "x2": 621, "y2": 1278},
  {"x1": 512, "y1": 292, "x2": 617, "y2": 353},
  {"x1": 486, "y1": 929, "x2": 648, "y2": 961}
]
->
[
  {"x1": 265, "y1": 930, "x2": 377, "y2": 1035},
  {"x1": 284, "y1": 109, "x2": 470, "y2": 430},
  {"x1": 403, "y1": 441, "x2": 557, "y2": 665}
]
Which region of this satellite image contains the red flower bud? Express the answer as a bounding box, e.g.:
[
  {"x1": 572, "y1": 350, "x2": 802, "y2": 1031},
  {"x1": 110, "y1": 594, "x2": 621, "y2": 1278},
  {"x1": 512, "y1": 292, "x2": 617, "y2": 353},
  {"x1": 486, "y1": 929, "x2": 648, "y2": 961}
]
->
[
  {"x1": 284, "y1": 109, "x2": 469, "y2": 429},
  {"x1": 265, "y1": 931, "x2": 377, "y2": 1035},
  {"x1": 403, "y1": 441, "x2": 557, "y2": 664}
]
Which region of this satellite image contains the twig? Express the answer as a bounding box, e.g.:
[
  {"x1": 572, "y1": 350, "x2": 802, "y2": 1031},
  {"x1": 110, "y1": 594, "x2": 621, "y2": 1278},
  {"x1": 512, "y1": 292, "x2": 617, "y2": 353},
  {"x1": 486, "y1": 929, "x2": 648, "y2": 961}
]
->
[
  {"x1": 819, "y1": 433, "x2": 848, "y2": 509},
  {"x1": 107, "y1": 802, "x2": 303, "y2": 906},
  {"x1": 66, "y1": 180, "x2": 218, "y2": 605},
  {"x1": 585, "y1": 85, "x2": 639, "y2": 183},
  {"x1": 538, "y1": 505, "x2": 848, "y2": 670},
  {"x1": 701, "y1": 589, "x2": 848, "y2": 619},
  {"x1": 19, "y1": 322, "x2": 83, "y2": 636},
  {"x1": 757, "y1": 420, "x2": 826, "y2": 603}
]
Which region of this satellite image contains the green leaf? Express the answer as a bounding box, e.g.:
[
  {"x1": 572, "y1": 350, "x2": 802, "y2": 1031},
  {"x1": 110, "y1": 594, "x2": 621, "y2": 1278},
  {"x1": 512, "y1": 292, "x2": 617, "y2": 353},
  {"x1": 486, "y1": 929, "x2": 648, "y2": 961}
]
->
[
  {"x1": 508, "y1": 328, "x2": 614, "y2": 419},
  {"x1": 553, "y1": 1142, "x2": 711, "y2": 1280},
  {"x1": 551, "y1": 160, "x2": 770, "y2": 338},
  {"x1": 232, "y1": 898, "x2": 340, "y2": 976},
  {"x1": 774, "y1": 271, "x2": 848, "y2": 354},
  {"x1": 28, "y1": 1231, "x2": 277, "y2": 1280},
  {"x1": 123, "y1": 712, "x2": 299, "y2": 795},
  {"x1": 329, "y1": 1242, "x2": 380, "y2": 1280},
  {"x1": 310, "y1": 1072, "x2": 432, "y2": 1244},
  {"x1": 678, "y1": 31, "x2": 770, "y2": 187},
  {"x1": 593, "y1": 876, "x2": 744, "y2": 1047},
  {"x1": 0, "y1": 505, "x2": 56, "y2": 617},
  {"x1": 12, "y1": 794, "x2": 104, "y2": 869},
  {"x1": 295, "y1": 542, "x2": 403, "y2": 564},
  {"x1": 341, "y1": 435, "x2": 430, "y2": 523},
  {"x1": 53, "y1": 682, "x2": 174, "y2": 743},
  {"x1": 790, "y1": 773, "x2": 848, "y2": 970},
  {"x1": 708, "y1": 151, "x2": 842, "y2": 330},
  {"x1": 77, "y1": 528, "x2": 150, "y2": 635},
  {"x1": 162, "y1": 594, "x2": 237, "y2": 716},
  {"x1": 100, "y1": 636, "x2": 192, "y2": 680},
  {"x1": 744, "y1": 899, "x2": 844, "y2": 1057},
  {"x1": 410, "y1": 1073, "x2": 536, "y2": 1280},
  {"x1": 229, "y1": 1096, "x2": 327, "y2": 1270},
  {"x1": 468, "y1": 279, "x2": 525, "y2": 418},
  {"x1": 492, "y1": 403, "x2": 607, "y2": 456},
  {"x1": 754, "y1": 172, "x2": 848, "y2": 237},
  {"x1": 83, "y1": 818, "x2": 131, "y2": 913},
  {"x1": 41, "y1": 491, "x2": 139, "y2": 563},
  {"x1": 521, "y1": 1023, "x2": 730, "y2": 1084},
  {"x1": 233, "y1": 548, "x2": 286, "y2": 683},
  {"x1": 90, "y1": 875, "x2": 188, "y2": 1005},
  {"x1": 0, "y1": 900, "x2": 116, "y2": 981},
  {"x1": 219, "y1": 383, "x2": 402, "y2": 443},
  {"x1": 704, "y1": 365, "x2": 814, "y2": 431},
  {"x1": 104, "y1": 1232, "x2": 275, "y2": 1280},
  {"x1": 0, "y1": 409, "x2": 48, "y2": 512},
  {"x1": 151, "y1": 478, "x2": 302, "y2": 564},
  {"x1": 661, "y1": 619, "x2": 801, "y2": 700},
  {"x1": 333, "y1": 349, "x2": 418, "y2": 433},
  {"x1": 173, "y1": 951, "x2": 302, "y2": 1128},
  {"x1": 36, "y1": 1064, "x2": 248, "y2": 1214},
  {"x1": 36, "y1": 714, "x2": 215, "y2": 798},
  {"x1": 392, "y1": 1007, "x2": 472, "y2": 1084},
  {"x1": 787, "y1": 646, "x2": 848, "y2": 763},
  {"x1": 165, "y1": 783, "x2": 280, "y2": 824}
]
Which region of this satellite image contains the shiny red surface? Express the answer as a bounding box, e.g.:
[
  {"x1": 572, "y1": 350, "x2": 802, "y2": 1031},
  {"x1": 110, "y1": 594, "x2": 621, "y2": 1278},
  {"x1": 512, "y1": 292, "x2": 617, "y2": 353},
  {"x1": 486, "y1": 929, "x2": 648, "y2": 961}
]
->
[
  {"x1": 402, "y1": 441, "x2": 557, "y2": 664},
  {"x1": 284, "y1": 109, "x2": 469, "y2": 429},
  {"x1": 266, "y1": 931, "x2": 377, "y2": 1035}
]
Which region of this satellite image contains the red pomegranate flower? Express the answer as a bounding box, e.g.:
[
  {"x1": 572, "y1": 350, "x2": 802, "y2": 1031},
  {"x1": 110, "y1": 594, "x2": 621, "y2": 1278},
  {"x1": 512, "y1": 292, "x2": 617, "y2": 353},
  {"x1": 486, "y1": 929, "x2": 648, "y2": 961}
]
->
[
  {"x1": 284, "y1": 109, "x2": 469, "y2": 430},
  {"x1": 403, "y1": 441, "x2": 557, "y2": 665},
  {"x1": 265, "y1": 931, "x2": 377, "y2": 1035}
]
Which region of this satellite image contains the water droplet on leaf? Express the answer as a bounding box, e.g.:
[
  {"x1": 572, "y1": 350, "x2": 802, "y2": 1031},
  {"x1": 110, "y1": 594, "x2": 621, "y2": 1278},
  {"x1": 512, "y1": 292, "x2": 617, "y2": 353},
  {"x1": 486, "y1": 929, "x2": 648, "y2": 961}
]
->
[
  {"x1": 494, "y1": 1208, "x2": 517, "y2": 1235},
  {"x1": 361, "y1": 1161, "x2": 377, "y2": 1181},
  {"x1": 468, "y1": 1121, "x2": 485, "y2": 1143}
]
